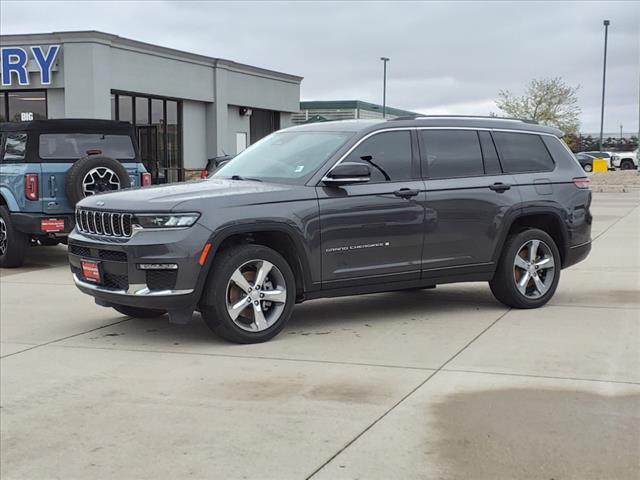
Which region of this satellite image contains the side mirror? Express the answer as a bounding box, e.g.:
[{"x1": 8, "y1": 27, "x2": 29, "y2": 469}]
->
[{"x1": 322, "y1": 162, "x2": 371, "y2": 186}]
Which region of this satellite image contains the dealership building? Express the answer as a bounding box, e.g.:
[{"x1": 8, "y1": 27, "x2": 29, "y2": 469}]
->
[
  {"x1": 292, "y1": 100, "x2": 418, "y2": 124},
  {"x1": 0, "y1": 31, "x2": 302, "y2": 182}
]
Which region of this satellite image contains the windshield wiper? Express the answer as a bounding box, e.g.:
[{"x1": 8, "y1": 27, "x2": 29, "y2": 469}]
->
[{"x1": 230, "y1": 175, "x2": 262, "y2": 182}]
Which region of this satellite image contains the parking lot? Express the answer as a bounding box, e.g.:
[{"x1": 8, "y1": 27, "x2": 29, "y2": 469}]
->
[{"x1": 1, "y1": 191, "x2": 639, "y2": 479}]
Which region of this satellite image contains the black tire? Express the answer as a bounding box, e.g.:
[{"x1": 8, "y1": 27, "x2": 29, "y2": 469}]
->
[
  {"x1": 0, "y1": 206, "x2": 28, "y2": 268},
  {"x1": 65, "y1": 155, "x2": 131, "y2": 205},
  {"x1": 583, "y1": 163, "x2": 593, "y2": 172},
  {"x1": 113, "y1": 305, "x2": 167, "y2": 318},
  {"x1": 489, "y1": 228, "x2": 561, "y2": 309},
  {"x1": 620, "y1": 160, "x2": 634, "y2": 170},
  {"x1": 200, "y1": 244, "x2": 296, "y2": 344}
]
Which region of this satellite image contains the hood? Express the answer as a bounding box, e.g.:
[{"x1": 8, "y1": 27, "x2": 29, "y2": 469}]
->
[{"x1": 76, "y1": 178, "x2": 295, "y2": 212}]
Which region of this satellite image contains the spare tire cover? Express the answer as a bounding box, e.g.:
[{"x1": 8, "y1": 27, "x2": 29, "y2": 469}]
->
[{"x1": 65, "y1": 155, "x2": 132, "y2": 205}]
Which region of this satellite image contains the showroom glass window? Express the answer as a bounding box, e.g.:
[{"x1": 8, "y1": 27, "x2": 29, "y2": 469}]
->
[
  {"x1": 421, "y1": 130, "x2": 484, "y2": 179},
  {"x1": 111, "y1": 91, "x2": 183, "y2": 184},
  {"x1": 344, "y1": 130, "x2": 413, "y2": 183},
  {"x1": 1, "y1": 90, "x2": 47, "y2": 122}
]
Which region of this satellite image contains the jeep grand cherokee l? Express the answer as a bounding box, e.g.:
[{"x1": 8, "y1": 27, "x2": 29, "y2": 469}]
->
[{"x1": 68, "y1": 116, "x2": 592, "y2": 344}]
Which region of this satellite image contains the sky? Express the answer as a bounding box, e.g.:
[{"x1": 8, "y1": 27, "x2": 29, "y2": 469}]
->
[{"x1": 1, "y1": 0, "x2": 638, "y2": 134}]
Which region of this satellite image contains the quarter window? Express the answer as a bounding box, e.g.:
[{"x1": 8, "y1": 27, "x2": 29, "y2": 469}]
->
[
  {"x1": 421, "y1": 130, "x2": 484, "y2": 179},
  {"x1": 3, "y1": 132, "x2": 27, "y2": 162},
  {"x1": 493, "y1": 132, "x2": 555, "y2": 173},
  {"x1": 344, "y1": 131, "x2": 412, "y2": 182}
]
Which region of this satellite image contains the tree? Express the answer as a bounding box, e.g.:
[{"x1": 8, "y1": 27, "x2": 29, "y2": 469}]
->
[{"x1": 495, "y1": 77, "x2": 581, "y2": 133}]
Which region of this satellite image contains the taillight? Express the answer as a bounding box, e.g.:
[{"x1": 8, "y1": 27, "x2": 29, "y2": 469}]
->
[
  {"x1": 573, "y1": 177, "x2": 590, "y2": 189},
  {"x1": 200, "y1": 169, "x2": 209, "y2": 179},
  {"x1": 25, "y1": 174, "x2": 39, "y2": 200},
  {"x1": 141, "y1": 172, "x2": 152, "y2": 187}
]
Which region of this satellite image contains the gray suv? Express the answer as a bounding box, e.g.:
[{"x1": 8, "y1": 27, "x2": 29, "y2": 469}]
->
[{"x1": 68, "y1": 116, "x2": 592, "y2": 343}]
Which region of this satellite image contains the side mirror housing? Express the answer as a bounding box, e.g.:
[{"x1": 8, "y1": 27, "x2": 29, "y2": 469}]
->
[{"x1": 322, "y1": 162, "x2": 371, "y2": 186}]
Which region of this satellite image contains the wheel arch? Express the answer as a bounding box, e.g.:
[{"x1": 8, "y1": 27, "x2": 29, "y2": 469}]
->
[
  {"x1": 494, "y1": 209, "x2": 569, "y2": 267},
  {"x1": 0, "y1": 188, "x2": 20, "y2": 211},
  {"x1": 200, "y1": 222, "x2": 314, "y2": 301}
]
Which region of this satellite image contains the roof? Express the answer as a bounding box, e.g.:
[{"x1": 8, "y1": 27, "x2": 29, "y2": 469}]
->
[
  {"x1": 300, "y1": 100, "x2": 419, "y2": 117},
  {"x1": 287, "y1": 117, "x2": 563, "y2": 137},
  {"x1": 0, "y1": 30, "x2": 303, "y2": 84},
  {"x1": 0, "y1": 119, "x2": 134, "y2": 133}
]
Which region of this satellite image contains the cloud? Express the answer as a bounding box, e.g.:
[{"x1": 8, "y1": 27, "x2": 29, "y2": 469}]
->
[{"x1": 1, "y1": 0, "x2": 638, "y2": 132}]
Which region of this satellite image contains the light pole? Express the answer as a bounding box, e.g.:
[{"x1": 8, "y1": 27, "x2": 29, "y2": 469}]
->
[
  {"x1": 599, "y1": 20, "x2": 610, "y2": 152},
  {"x1": 380, "y1": 57, "x2": 390, "y2": 119}
]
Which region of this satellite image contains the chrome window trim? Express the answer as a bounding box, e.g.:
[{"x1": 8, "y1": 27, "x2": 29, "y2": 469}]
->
[
  {"x1": 319, "y1": 127, "x2": 414, "y2": 184},
  {"x1": 319, "y1": 126, "x2": 559, "y2": 184}
]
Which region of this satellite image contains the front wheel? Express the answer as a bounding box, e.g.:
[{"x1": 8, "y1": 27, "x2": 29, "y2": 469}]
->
[
  {"x1": 200, "y1": 244, "x2": 296, "y2": 343},
  {"x1": 489, "y1": 228, "x2": 561, "y2": 309},
  {"x1": 583, "y1": 163, "x2": 593, "y2": 172},
  {"x1": 0, "y1": 207, "x2": 28, "y2": 268},
  {"x1": 113, "y1": 305, "x2": 167, "y2": 318}
]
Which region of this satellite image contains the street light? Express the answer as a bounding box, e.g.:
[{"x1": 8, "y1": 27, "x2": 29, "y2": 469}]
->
[
  {"x1": 380, "y1": 57, "x2": 390, "y2": 119},
  {"x1": 599, "y1": 20, "x2": 610, "y2": 152}
]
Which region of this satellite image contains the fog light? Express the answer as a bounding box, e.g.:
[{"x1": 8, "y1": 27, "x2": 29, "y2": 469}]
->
[{"x1": 137, "y1": 263, "x2": 178, "y2": 270}]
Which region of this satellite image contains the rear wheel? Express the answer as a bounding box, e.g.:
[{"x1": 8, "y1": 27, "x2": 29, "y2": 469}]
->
[
  {"x1": 0, "y1": 207, "x2": 28, "y2": 268},
  {"x1": 112, "y1": 305, "x2": 167, "y2": 318},
  {"x1": 489, "y1": 228, "x2": 561, "y2": 309},
  {"x1": 200, "y1": 244, "x2": 295, "y2": 343},
  {"x1": 620, "y1": 160, "x2": 634, "y2": 170}
]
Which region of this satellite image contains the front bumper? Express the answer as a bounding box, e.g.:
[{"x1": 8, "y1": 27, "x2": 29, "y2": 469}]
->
[
  {"x1": 68, "y1": 223, "x2": 213, "y2": 312},
  {"x1": 11, "y1": 212, "x2": 75, "y2": 235}
]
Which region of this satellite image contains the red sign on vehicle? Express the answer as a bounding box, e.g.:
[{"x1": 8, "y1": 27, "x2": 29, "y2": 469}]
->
[
  {"x1": 41, "y1": 218, "x2": 65, "y2": 232},
  {"x1": 81, "y1": 260, "x2": 101, "y2": 283}
]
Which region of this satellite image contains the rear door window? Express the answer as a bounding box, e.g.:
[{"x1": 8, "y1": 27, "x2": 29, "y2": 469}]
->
[
  {"x1": 420, "y1": 130, "x2": 484, "y2": 179},
  {"x1": 39, "y1": 133, "x2": 135, "y2": 160},
  {"x1": 3, "y1": 132, "x2": 27, "y2": 163},
  {"x1": 493, "y1": 132, "x2": 555, "y2": 173}
]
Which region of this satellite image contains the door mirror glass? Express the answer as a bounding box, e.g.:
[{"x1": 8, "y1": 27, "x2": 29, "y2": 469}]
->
[{"x1": 323, "y1": 162, "x2": 371, "y2": 186}]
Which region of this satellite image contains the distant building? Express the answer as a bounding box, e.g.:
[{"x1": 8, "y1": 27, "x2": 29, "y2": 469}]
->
[{"x1": 292, "y1": 100, "x2": 418, "y2": 124}]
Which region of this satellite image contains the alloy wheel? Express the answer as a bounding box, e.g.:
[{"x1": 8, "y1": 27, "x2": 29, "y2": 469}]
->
[
  {"x1": 226, "y1": 259, "x2": 288, "y2": 332},
  {"x1": 513, "y1": 239, "x2": 555, "y2": 299},
  {"x1": 82, "y1": 167, "x2": 122, "y2": 196},
  {"x1": 0, "y1": 217, "x2": 7, "y2": 255}
]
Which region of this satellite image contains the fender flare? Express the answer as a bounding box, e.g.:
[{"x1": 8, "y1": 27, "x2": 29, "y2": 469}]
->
[
  {"x1": 193, "y1": 221, "x2": 315, "y2": 302},
  {"x1": 492, "y1": 206, "x2": 570, "y2": 264},
  {"x1": 0, "y1": 187, "x2": 20, "y2": 211}
]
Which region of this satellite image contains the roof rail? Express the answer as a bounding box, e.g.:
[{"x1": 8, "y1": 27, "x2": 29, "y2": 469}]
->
[{"x1": 389, "y1": 115, "x2": 539, "y2": 125}]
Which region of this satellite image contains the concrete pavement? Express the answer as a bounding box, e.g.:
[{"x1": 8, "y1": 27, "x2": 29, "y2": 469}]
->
[{"x1": 1, "y1": 192, "x2": 639, "y2": 479}]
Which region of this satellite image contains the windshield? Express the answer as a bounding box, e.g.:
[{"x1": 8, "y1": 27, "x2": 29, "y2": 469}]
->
[
  {"x1": 213, "y1": 131, "x2": 353, "y2": 184},
  {"x1": 39, "y1": 133, "x2": 136, "y2": 160}
]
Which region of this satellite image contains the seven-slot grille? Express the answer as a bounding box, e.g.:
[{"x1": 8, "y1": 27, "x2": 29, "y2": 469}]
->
[{"x1": 75, "y1": 209, "x2": 133, "y2": 237}]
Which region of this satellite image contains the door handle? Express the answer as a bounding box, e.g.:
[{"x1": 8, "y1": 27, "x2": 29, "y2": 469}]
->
[
  {"x1": 393, "y1": 188, "x2": 420, "y2": 199},
  {"x1": 489, "y1": 182, "x2": 511, "y2": 193}
]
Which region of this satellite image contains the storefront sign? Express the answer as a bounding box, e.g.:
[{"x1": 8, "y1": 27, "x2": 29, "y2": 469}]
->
[{"x1": 1, "y1": 45, "x2": 60, "y2": 86}]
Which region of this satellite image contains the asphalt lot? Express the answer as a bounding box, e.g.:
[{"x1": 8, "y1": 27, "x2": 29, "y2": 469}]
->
[{"x1": 1, "y1": 191, "x2": 639, "y2": 480}]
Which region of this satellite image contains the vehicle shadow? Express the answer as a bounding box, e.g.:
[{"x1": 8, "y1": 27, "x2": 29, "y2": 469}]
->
[
  {"x1": 95, "y1": 286, "x2": 503, "y2": 347},
  {"x1": 429, "y1": 388, "x2": 640, "y2": 479},
  {"x1": 0, "y1": 244, "x2": 68, "y2": 277}
]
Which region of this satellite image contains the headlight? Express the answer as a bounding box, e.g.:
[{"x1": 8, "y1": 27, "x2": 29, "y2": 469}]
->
[{"x1": 133, "y1": 213, "x2": 200, "y2": 229}]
